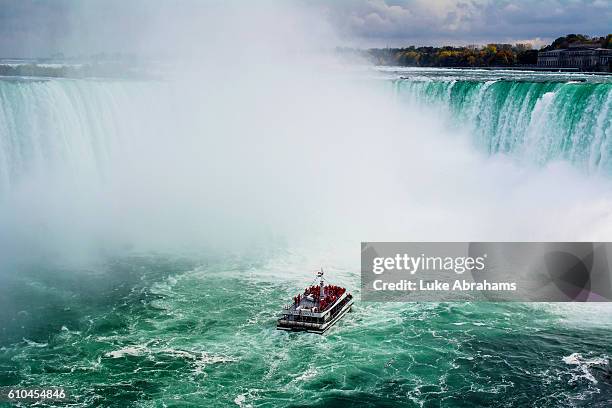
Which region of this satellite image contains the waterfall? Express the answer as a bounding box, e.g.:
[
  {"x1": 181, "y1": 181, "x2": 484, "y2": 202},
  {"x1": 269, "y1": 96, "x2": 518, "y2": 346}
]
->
[
  {"x1": 1, "y1": 76, "x2": 610, "y2": 198},
  {"x1": 0, "y1": 79, "x2": 161, "y2": 195},
  {"x1": 393, "y1": 79, "x2": 612, "y2": 173}
]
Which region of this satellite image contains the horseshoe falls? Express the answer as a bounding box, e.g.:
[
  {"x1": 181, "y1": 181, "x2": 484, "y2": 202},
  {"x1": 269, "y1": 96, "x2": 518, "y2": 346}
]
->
[
  {"x1": 0, "y1": 72, "x2": 611, "y2": 197},
  {"x1": 1, "y1": 67, "x2": 612, "y2": 408},
  {"x1": 392, "y1": 70, "x2": 612, "y2": 174}
]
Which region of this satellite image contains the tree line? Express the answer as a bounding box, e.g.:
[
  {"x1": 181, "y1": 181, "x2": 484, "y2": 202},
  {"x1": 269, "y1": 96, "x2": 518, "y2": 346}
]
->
[{"x1": 343, "y1": 34, "x2": 612, "y2": 68}]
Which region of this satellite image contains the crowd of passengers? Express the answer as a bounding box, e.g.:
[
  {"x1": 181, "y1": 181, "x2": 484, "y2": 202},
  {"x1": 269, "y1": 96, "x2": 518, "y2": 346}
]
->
[{"x1": 292, "y1": 285, "x2": 346, "y2": 312}]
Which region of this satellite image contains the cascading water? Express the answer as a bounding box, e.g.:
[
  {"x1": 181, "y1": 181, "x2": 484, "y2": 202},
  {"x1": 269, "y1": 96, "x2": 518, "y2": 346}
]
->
[
  {"x1": 1, "y1": 71, "x2": 612, "y2": 254},
  {"x1": 393, "y1": 76, "x2": 612, "y2": 173},
  {"x1": 1, "y1": 73, "x2": 610, "y2": 198},
  {"x1": 0, "y1": 79, "x2": 162, "y2": 195}
]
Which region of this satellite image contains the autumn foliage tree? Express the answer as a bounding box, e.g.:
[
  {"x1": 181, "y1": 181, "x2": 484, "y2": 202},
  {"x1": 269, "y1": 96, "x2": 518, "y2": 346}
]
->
[{"x1": 358, "y1": 34, "x2": 610, "y2": 68}]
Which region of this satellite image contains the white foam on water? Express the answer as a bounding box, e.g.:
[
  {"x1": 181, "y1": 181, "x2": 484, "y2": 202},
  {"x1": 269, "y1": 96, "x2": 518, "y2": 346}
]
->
[
  {"x1": 234, "y1": 394, "x2": 252, "y2": 408},
  {"x1": 294, "y1": 366, "x2": 318, "y2": 382},
  {"x1": 104, "y1": 345, "x2": 148, "y2": 358},
  {"x1": 193, "y1": 352, "x2": 238, "y2": 375},
  {"x1": 562, "y1": 352, "x2": 609, "y2": 385},
  {"x1": 22, "y1": 338, "x2": 48, "y2": 348}
]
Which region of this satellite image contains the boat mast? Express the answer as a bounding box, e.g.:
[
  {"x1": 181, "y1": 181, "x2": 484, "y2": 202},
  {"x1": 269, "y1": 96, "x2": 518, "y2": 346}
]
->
[{"x1": 318, "y1": 268, "x2": 325, "y2": 304}]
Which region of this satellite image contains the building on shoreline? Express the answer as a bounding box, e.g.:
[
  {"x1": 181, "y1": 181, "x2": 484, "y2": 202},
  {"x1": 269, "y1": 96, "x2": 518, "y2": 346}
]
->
[{"x1": 538, "y1": 44, "x2": 612, "y2": 72}]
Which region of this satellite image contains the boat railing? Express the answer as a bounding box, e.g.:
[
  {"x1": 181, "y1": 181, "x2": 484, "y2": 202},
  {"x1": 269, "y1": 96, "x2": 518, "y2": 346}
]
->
[{"x1": 284, "y1": 292, "x2": 349, "y2": 318}]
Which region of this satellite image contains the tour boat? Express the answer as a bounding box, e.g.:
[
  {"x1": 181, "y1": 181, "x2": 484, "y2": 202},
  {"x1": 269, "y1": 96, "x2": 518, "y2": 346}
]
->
[{"x1": 277, "y1": 269, "x2": 353, "y2": 334}]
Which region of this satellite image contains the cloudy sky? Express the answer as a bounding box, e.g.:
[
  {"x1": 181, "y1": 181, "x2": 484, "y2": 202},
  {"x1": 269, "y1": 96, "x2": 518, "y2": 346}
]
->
[
  {"x1": 321, "y1": 0, "x2": 611, "y2": 47},
  {"x1": 0, "y1": 0, "x2": 609, "y2": 58}
]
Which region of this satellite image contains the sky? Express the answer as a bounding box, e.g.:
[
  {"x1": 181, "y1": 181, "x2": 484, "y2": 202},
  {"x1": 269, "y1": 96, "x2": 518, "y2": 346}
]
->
[
  {"x1": 319, "y1": 0, "x2": 611, "y2": 47},
  {"x1": 0, "y1": 0, "x2": 609, "y2": 58}
]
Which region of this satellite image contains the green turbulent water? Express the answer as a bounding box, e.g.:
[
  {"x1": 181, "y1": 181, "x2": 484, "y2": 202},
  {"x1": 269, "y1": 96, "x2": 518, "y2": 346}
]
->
[
  {"x1": 1, "y1": 255, "x2": 611, "y2": 407},
  {"x1": 389, "y1": 69, "x2": 612, "y2": 173}
]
